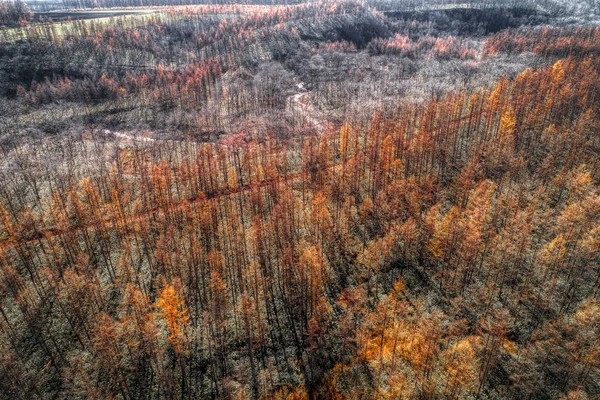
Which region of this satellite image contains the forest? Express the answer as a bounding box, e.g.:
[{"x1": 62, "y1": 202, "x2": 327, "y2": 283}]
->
[{"x1": 0, "y1": 0, "x2": 599, "y2": 399}]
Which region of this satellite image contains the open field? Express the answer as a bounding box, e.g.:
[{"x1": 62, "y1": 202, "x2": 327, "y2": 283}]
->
[
  {"x1": 33, "y1": 8, "x2": 160, "y2": 21},
  {"x1": 0, "y1": 4, "x2": 294, "y2": 42},
  {"x1": 0, "y1": 9, "x2": 160, "y2": 41}
]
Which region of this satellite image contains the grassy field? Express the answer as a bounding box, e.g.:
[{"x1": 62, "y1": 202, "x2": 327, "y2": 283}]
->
[
  {"x1": 33, "y1": 8, "x2": 160, "y2": 21},
  {"x1": 0, "y1": 8, "x2": 160, "y2": 41},
  {"x1": 0, "y1": 5, "x2": 291, "y2": 42}
]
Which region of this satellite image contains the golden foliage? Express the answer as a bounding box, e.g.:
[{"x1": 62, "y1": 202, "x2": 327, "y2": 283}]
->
[{"x1": 154, "y1": 282, "x2": 190, "y2": 354}]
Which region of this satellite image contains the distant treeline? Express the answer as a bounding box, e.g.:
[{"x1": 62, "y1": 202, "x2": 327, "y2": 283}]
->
[
  {"x1": 385, "y1": 7, "x2": 551, "y2": 35},
  {"x1": 58, "y1": 0, "x2": 307, "y2": 9},
  {"x1": 0, "y1": 0, "x2": 31, "y2": 26},
  {"x1": 369, "y1": 0, "x2": 562, "y2": 13}
]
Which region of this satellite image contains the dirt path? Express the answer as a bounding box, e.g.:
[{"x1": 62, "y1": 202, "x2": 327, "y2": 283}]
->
[
  {"x1": 288, "y1": 82, "x2": 324, "y2": 134},
  {"x1": 1, "y1": 156, "x2": 344, "y2": 249},
  {"x1": 104, "y1": 129, "x2": 156, "y2": 143}
]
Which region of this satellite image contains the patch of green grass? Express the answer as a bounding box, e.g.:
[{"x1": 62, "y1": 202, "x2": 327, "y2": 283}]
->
[{"x1": 0, "y1": 9, "x2": 160, "y2": 42}]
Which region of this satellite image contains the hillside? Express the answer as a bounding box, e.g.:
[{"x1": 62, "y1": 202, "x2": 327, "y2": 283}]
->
[{"x1": 0, "y1": 1, "x2": 599, "y2": 399}]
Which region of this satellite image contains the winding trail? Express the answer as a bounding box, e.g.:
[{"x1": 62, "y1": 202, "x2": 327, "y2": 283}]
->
[
  {"x1": 105, "y1": 129, "x2": 156, "y2": 143},
  {"x1": 288, "y1": 82, "x2": 324, "y2": 134},
  {"x1": 106, "y1": 81, "x2": 324, "y2": 144}
]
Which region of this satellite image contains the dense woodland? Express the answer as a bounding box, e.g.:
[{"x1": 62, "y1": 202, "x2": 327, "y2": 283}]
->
[{"x1": 0, "y1": 0, "x2": 599, "y2": 399}]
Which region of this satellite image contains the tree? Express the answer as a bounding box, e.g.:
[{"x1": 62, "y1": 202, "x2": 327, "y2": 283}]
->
[{"x1": 155, "y1": 282, "x2": 190, "y2": 356}]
